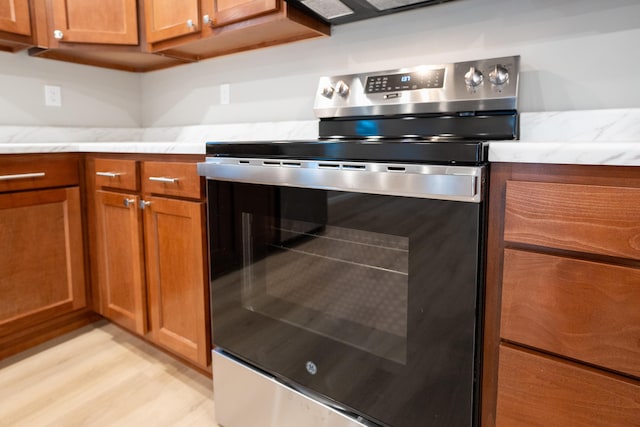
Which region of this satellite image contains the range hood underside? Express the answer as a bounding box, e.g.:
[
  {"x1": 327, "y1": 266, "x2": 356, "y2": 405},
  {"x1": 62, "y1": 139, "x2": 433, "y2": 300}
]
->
[{"x1": 287, "y1": 0, "x2": 453, "y2": 25}]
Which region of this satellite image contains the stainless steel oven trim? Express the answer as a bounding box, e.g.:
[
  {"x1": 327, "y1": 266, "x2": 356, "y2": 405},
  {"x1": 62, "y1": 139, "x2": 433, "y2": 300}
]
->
[{"x1": 197, "y1": 158, "x2": 484, "y2": 203}]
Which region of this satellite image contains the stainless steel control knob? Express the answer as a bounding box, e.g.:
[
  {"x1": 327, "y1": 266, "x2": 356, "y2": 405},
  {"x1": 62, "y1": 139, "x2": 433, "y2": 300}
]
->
[
  {"x1": 489, "y1": 64, "x2": 509, "y2": 86},
  {"x1": 335, "y1": 80, "x2": 350, "y2": 97},
  {"x1": 320, "y1": 85, "x2": 335, "y2": 99},
  {"x1": 464, "y1": 67, "x2": 484, "y2": 87}
]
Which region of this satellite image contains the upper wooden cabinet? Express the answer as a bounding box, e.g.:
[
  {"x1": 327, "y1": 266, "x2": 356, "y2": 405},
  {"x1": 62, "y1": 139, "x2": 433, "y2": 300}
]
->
[
  {"x1": 0, "y1": 0, "x2": 34, "y2": 51},
  {"x1": 211, "y1": 0, "x2": 279, "y2": 27},
  {"x1": 7, "y1": 0, "x2": 328, "y2": 71},
  {"x1": 143, "y1": 0, "x2": 200, "y2": 44},
  {"x1": 153, "y1": 0, "x2": 329, "y2": 61},
  {"x1": 28, "y1": 0, "x2": 189, "y2": 71},
  {"x1": 48, "y1": 0, "x2": 139, "y2": 45},
  {"x1": 0, "y1": 0, "x2": 31, "y2": 35}
]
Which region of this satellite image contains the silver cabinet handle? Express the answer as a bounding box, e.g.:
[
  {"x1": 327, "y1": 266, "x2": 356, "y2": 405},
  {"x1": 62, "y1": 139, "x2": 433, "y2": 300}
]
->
[
  {"x1": 148, "y1": 176, "x2": 179, "y2": 183},
  {"x1": 203, "y1": 14, "x2": 212, "y2": 25},
  {"x1": 0, "y1": 172, "x2": 46, "y2": 181},
  {"x1": 187, "y1": 19, "x2": 195, "y2": 28},
  {"x1": 123, "y1": 198, "x2": 135, "y2": 208},
  {"x1": 96, "y1": 172, "x2": 122, "y2": 178},
  {"x1": 139, "y1": 200, "x2": 151, "y2": 210},
  {"x1": 53, "y1": 30, "x2": 64, "y2": 40}
]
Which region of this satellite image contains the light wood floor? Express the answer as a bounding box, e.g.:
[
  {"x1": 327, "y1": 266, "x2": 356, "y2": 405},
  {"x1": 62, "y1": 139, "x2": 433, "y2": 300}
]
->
[{"x1": 0, "y1": 320, "x2": 220, "y2": 427}]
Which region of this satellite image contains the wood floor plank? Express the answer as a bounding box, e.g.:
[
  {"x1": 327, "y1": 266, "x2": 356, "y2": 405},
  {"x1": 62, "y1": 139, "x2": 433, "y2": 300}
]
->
[{"x1": 0, "y1": 320, "x2": 219, "y2": 427}]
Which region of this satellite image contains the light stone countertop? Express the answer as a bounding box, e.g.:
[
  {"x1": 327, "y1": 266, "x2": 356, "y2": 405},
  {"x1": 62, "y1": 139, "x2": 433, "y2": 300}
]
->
[
  {"x1": 488, "y1": 141, "x2": 640, "y2": 166},
  {"x1": 0, "y1": 142, "x2": 206, "y2": 155},
  {"x1": 488, "y1": 109, "x2": 640, "y2": 166},
  {"x1": 2, "y1": 110, "x2": 640, "y2": 165}
]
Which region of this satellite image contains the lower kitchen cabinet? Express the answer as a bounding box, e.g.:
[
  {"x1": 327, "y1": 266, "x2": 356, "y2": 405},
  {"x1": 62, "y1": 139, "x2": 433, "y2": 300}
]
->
[
  {"x1": 143, "y1": 195, "x2": 208, "y2": 367},
  {"x1": 482, "y1": 163, "x2": 640, "y2": 426},
  {"x1": 95, "y1": 190, "x2": 147, "y2": 335},
  {"x1": 0, "y1": 154, "x2": 91, "y2": 360},
  {"x1": 496, "y1": 344, "x2": 640, "y2": 427},
  {"x1": 90, "y1": 155, "x2": 210, "y2": 370}
]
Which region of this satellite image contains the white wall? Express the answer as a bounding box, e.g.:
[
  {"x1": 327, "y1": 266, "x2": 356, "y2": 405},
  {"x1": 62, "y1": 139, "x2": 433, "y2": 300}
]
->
[
  {"x1": 0, "y1": 51, "x2": 140, "y2": 127},
  {"x1": 1, "y1": 0, "x2": 639, "y2": 129},
  {"x1": 140, "y1": 0, "x2": 640, "y2": 127}
]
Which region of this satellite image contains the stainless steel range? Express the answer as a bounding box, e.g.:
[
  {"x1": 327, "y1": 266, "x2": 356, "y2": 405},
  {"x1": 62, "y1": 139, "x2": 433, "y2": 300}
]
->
[{"x1": 197, "y1": 55, "x2": 519, "y2": 427}]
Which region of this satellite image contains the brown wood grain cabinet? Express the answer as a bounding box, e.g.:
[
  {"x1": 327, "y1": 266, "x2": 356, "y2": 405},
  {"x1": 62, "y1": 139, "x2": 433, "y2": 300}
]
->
[
  {"x1": 49, "y1": 0, "x2": 139, "y2": 45},
  {"x1": 90, "y1": 155, "x2": 210, "y2": 370},
  {"x1": 143, "y1": 0, "x2": 200, "y2": 44},
  {"x1": 0, "y1": 0, "x2": 35, "y2": 51},
  {"x1": 211, "y1": 0, "x2": 279, "y2": 27},
  {"x1": 95, "y1": 189, "x2": 148, "y2": 335},
  {"x1": 496, "y1": 344, "x2": 640, "y2": 427},
  {"x1": 148, "y1": 0, "x2": 329, "y2": 62},
  {"x1": 12, "y1": 0, "x2": 328, "y2": 71},
  {"x1": 0, "y1": 154, "x2": 92, "y2": 360},
  {"x1": 28, "y1": 0, "x2": 189, "y2": 72},
  {"x1": 143, "y1": 195, "x2": 209, "y2": 367},
  {"x1": 483, "y1": 163, "x2": 640, "y2": 426}
]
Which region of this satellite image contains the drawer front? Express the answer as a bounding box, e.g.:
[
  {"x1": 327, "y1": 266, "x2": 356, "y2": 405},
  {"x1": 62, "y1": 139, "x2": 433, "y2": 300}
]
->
[
  {"x1": 141, "y1": 161, "x2": 202, "y2": 199},
  {"x1": 94, "y1": 158, "x2": 138, "y2": 191},
  {"x1": 504, "y1": 180, "x2": 640, "y2": 260},
  {"x1": 501, "y1": 249, "x2": 640, "y2": 377},
  {"x1": 496, "y1": 345, "x2": 640, "y2": 427},
  {"x1": 0, "y1": 155, "x2": 78, "y2": 192}
]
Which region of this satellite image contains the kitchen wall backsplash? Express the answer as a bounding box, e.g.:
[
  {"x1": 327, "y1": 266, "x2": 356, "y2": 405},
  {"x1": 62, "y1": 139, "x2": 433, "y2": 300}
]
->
[
  {"x1": 0, "y1": 120, "x2": 318, "y2": 144},
  {"x1": 139, "y1": 0, "x2": 640, "y2": 127},
  {"x1": 1, "y1": 0, "x2": 640, "y2": 128},
  {"x1": 1, "y1": 110, "x2": 639, "y2": 145}
]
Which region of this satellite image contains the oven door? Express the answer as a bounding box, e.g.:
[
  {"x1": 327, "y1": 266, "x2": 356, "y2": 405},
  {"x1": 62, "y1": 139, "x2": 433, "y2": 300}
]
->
[{"x1": 204, "y1": 160, "x2": 484, "y2": 427}]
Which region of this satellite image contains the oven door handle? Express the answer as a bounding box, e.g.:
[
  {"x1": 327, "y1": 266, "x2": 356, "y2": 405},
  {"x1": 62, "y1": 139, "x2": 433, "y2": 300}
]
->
[{"x1": 197, "y1": 159, "x2": 484, "y2": 203}]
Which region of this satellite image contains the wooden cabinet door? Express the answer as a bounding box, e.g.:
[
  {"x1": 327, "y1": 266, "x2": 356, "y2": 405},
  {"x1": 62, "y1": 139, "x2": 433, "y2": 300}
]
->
[
  {"x1": 497, "y1": 345, "x2": 640, "y2": 426},
  {"x1": 0, "y1": 0, "x2": 31, "y2": 36},
  {"x1": 143, "y1": 196, "x2": 209, "y2": 368},
  {"x1": 95, "y1": 190, "x2": 147, "y2": 335},
  {"x1": 144, "y1": 0, "x2": 200, "y2": 44},
  {"x1": 49, "y1": 0, "x2": 138, "y2": 45},
  {"x1": 0, "y1": 187, "x2": 86, "y2": 335},
  {"x1": 210, "y1": 0, "x2": 279, "y2": 27}
]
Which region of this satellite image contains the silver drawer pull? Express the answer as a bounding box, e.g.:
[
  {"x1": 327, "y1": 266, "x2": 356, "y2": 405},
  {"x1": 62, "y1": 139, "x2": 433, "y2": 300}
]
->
[
  {"x1": 0, "y1": 172, "x2": 46, "y2": 181},
  {"x1": 96, "y1": 171, "x2": 121, "y2": 178},
  {"x1": 148, "y1": 176, "x2": 179, "y2": 183}
]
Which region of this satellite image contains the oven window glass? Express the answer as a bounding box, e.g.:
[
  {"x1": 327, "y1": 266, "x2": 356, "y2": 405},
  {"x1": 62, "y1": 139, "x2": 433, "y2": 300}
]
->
[{"x1": 239, "y1": 193, "x2": 409, "y2": 364}]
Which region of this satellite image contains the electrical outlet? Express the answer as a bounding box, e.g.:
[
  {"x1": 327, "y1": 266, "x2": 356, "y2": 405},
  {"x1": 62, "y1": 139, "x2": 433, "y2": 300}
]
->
[
  {"x1": 44, "y1": 85, "x2": 62, "y2": 107},
  {"x1": 220, "y1": 83, "x2": 230, "y2": 105}
]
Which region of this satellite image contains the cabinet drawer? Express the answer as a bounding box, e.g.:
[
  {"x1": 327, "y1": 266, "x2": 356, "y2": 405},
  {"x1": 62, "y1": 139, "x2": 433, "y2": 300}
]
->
[
  {"x1": 0, "y1": 155, "x2": 78, "y2": 192},
  {"x1": 504, "y1": 180, "x2": 640, "y2": 260},
  {"x1": 501, "y1": 249, "x2": 640, "y2": 377},
  {"x1": 94, "y1": 158, "x2": 138, "y2": 191},
  {"x1": 496, "y1": 345, "x2": 640, "y2": 427},
  {"x1": 141, "y1": 161, "x2": 202, "y2": 199}
]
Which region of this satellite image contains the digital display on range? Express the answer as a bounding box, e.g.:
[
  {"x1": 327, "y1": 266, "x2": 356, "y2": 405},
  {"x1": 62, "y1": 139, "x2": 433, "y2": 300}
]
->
[{"x1": 365, "y1": 68, "x2": 445, "y2": 93}]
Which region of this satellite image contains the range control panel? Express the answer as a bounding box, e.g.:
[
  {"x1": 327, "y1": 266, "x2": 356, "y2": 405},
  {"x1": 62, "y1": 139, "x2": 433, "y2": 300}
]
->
[
  {"x1": 313, "y1": 55, "x2": 520, "y2": 118},
  {"x1": 365, "y1": 69, "x2": 445, "y2": 93}
]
